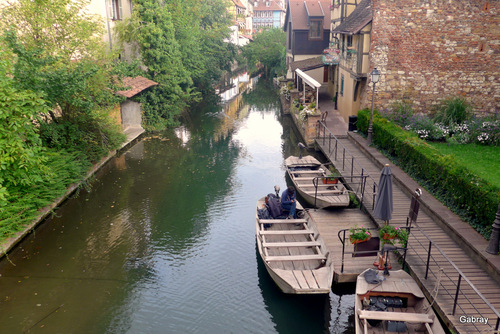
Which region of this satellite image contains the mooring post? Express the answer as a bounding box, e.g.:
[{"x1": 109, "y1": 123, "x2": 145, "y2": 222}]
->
[{"x1": 486, "y1": 201, "x2": 500, "y2": 255}]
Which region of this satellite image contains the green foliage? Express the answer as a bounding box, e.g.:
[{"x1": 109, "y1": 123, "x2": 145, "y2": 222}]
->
[
  {"x1": 429, "y1": 143, "x2": 500, "y2": 188},
  {"x1": 379, "y1": 225, "x2": 408, "y2": 248},
  {"x1": 0, "y1": 0, "x2": 105, "y2": 60},
  {"x1": 357, "y1": 109, "x2": 500, "y2": 237},
  {"x1": 115, "y1": 0, "x2": 236, "y2": 129},
  {"x1": 242, "y1": 28, "x2": 286, "y2": 77},
  {"x1": 349, "y1": 225, "x2": 372, "y2": 243},
  {"x1": 432, "y1": 97, "x2": 472, "y2": 126},
  {"x1": 0, "y1": 149, "x2": 90, "y2": 238},
  {"x1": 0, "y1": 52, "x2": 50, "y2": 205}
]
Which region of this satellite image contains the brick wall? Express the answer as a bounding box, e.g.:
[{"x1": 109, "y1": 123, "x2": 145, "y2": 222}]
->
[{"x1": 362, "y1": 0, "x2": 499, "y2": 114}]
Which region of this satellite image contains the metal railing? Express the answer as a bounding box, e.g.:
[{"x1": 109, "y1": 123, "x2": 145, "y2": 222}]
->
[
  {"x1": 338, "y1": 223, "x2": 500, "y2": 332},
  {"x1": 310, "y1": 175, "x2": 368, "y2": 209},
  {"x1": 316, "y1": 121, "x2": 379, "y2": 211},
  {"x1": 337, "y1": 226, "x2": 409, "y2": 274},
  {"x1": 405, "y1": 221, "x2": 500, "y2": 333}
]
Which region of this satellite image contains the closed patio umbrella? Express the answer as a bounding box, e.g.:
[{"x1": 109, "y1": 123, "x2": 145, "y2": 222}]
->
[{"x1": 373, "y1": 164, "x2": 393, "y2": 226}]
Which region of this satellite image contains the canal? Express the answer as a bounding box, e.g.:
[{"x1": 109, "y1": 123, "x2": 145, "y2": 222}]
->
[{"x1": 0, "y1": 79, "x2": 355, "y2": 334}]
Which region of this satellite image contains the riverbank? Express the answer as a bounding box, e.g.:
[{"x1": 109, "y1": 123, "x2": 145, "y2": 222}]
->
[{"x1": 0, "y1": 126, "x2": 145, "y2": 259}]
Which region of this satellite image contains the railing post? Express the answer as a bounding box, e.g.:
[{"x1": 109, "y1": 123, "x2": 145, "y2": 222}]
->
[
  {"x1": 322, "y1": 123, "x2": 326, "y2": 145},
  {"x1": 341, "y1": 230, "x2": 346, "y2": 273},
  {"x1": 342, "y1": 148, "x2": 345, "y2": 170},
  {"x1": 351, "y1": 157, "x2": 354, "y2": 182},
  {"x1": 372, "y1": 183, "x2": 376, "y2": 210},
  {"x1": 425, "y1": 241, "x2": 432, "y2": 279},
  {"x1": 452, "y1": 274, "x2": 462, "y2": 315},
  {"x1": 495, "y1": 317, "x2": 499, "y2": 332},
  {"x1": 328, "y1": 133, "x2": 331, "y2": 154},
  {"x1": 335, "y1": 140, "x2": 338, "y2": 161}
]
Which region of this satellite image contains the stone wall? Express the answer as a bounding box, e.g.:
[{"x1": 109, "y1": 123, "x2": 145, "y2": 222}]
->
[{"x1": 362, "y1": 0, "x2": 499, "y2": 114}]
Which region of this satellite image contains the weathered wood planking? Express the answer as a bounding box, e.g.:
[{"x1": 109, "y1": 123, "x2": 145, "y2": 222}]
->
[
  {"x1": 308, "y1": 208, "x2": 401, "y2": 283},
  {"x1": 316, "y1": 137, "x2": 500, "y2": 333}
]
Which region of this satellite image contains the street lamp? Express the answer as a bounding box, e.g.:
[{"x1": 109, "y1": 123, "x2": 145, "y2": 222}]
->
[{"x1": 367, "y1": 67, "x2": 380, "y2": 145}]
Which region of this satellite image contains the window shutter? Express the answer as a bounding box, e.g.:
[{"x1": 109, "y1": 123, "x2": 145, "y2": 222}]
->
[
  {"x1": 107, "y1": 0, "x2": 113, "y2": 19},
  {"x1": 118, "y1": 0, "x2": 123, "y2": 20}
]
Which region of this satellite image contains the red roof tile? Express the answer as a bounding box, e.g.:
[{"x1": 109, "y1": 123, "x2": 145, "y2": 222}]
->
[
  {"x1": 287, "y1": 0, "x2": 331, "y2": 30},
  {"x1": 117, "y1": 76, "x2": 158, "y2": 98}
]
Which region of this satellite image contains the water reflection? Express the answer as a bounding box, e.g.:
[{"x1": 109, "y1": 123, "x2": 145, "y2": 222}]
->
[{"x1": 0, "y1": 79, "x2": 356, "y2": 334}]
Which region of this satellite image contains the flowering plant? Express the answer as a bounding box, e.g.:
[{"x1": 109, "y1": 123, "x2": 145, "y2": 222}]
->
[
  {"x1": 349, "y1": 225, "x2": 372, "y2": 244},
  {"x1": 379, "y1": 225, "x2": 408, "y2": 247}
]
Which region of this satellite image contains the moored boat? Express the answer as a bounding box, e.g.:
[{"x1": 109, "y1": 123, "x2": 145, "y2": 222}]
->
[
  {"x1": 255, "y1": 190, "x2": 334, "y2": 294},
  {"x1": 285, "y1": 155, "x2": 349, "y2": 208},
  {"x1": 355, "y1": 268, "x2": 446, "y2": 334}
]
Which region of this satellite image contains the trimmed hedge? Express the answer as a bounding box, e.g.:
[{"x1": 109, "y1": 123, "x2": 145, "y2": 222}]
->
[{"x1": 357, "y1": 109, "x2": 500, "y2": 238}]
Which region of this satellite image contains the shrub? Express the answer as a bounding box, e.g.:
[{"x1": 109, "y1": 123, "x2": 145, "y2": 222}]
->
[
  {"x1": 382, "y1": 100, "x2": 414, "y2": 127},
  {"x1": 357, "y1": 108, "x2": 499, "y2": 237},
  {"x1": 432, "y1": 97, "x2": 472, "y2": 126}
]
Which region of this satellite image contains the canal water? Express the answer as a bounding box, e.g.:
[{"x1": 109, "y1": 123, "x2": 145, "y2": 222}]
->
[{"x1": 0, "y1": 79, "x2": 355, "y2": 334}]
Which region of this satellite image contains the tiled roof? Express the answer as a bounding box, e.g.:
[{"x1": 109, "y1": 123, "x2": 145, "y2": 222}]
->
[
  {"x1": 332, "y1": 0, "x2": 372, "y2": 35},
  {"x1": 290, "y1": 56, "x2": 324, "y2": 72},
  {"x1": 117, "y1": 76, "x2": 158, "y2": 98},
  {"x1": 253, "y1": 0, "x2": 284, "y2": 11},
  {"x1": 286, "y1": 0, "x2": 331, "y2": 31},
  {"x1": 232, "y1": 0, "x2": 245, "y2": 8}
]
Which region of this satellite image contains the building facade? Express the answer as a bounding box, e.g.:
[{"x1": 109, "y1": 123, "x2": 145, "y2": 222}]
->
[{"x1": 253, "y1": 0, "x2": 286, "y2": 30}]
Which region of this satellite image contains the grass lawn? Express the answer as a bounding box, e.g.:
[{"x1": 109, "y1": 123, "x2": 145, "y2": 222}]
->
[{"x1": 429, "y1": 143, "x2": 500, "y2": 188}]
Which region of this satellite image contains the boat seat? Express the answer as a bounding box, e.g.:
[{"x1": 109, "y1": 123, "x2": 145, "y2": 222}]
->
[
  {"x1": 265, "y1": 254, "x2": 326, "y2": 262},
  {"x1": 358, "y1": 310, "x2": 434, "y2": 323},
  {"x1": 290, "y1": 170, "x2": 324, "y2": 174},
  {"x1": 262, "y1": 241, "x2": 321, "y2": 248},
  {"x1": 258, "y1": 219, "x2": 307, "y2": 224},
  {"x1": 260, "y1": 230, "x2": 314, "y2": 235}
]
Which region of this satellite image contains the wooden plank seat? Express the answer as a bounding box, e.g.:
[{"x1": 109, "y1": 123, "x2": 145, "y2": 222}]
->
[
  {"x1": 258, "y1": 219, "x2": 308, "y2": 224},
  {"x1": 292, "y1": 176, "x2": 318, "y2": 181},
  {"x1": 265, "y1": 254, "x2": 326, "y2": 262},
  {"x1": 357, "y1": 310, "x2": 434, "y2": 323},
  {"x1": 306, "y1": 190, "x2": 344, "y2": 195},
  {"x1": 290, "y1": 170, "x2": 324, "y2": 174},
  {"x1": 260, "y1": 230, "x2": 314, "y2": 235},
  {"x1": 263, "y1": 241, "x2": 321, "y2": 248}
]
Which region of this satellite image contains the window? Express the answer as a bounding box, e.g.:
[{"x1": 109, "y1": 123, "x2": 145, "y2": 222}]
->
[
  {"x1": 309, "y1": 20, "x2": 323, "y2": 39},
  {"x1": 340, "y1": 74, "x2": 344, "y2": 96},
  {"x1": 109, "y1": 0, "x2": 123, "y2": 20}
]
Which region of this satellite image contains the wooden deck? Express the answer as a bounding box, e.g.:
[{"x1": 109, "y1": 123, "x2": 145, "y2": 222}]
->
[
  {"x1": 315, "y1": 135, "x2": 500, "y2": 334},
  {"x1": 307, "y1": 208, "x2": 401, "y2": 283}
]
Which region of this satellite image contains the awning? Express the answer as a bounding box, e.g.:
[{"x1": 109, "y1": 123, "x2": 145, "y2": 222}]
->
[
  {"x1": 295, "y1": 69, "x2": 321, "y2": 89},
  {"x1": 295, "y1": 69, "x2": 321, "y2": 104}
]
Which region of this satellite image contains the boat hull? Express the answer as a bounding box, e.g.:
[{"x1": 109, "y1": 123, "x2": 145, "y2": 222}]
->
[
  {"x1": 255, "y1": 197, "x2": 334, "y2": 294},
  {"x1": 285, "y1": 155, "x2": 349, "y2": 208},
  {"x1": 354, "y1": 269, "x2": 446, "y2": 334}
]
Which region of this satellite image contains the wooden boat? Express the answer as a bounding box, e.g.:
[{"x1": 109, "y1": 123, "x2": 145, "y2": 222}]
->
[
  {"x1": 355, "y1": 269, "x2": 446, "y2": 334},
  {"x1": 285, "y1": 155, "x2": 349, "y2": 208},
  {"x1": 255, "y1": 196, "x2": 334, "y2": 294}
]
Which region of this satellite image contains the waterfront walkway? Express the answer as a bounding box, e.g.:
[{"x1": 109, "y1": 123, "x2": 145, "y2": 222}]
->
[{"x1": 315, "y1": 94, "x2": 500, "y2": 333}]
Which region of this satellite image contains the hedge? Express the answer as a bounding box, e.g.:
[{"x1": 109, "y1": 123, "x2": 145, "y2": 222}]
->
[{"x1": 357, "y1": 109, "x2": 500, "y2": 238}]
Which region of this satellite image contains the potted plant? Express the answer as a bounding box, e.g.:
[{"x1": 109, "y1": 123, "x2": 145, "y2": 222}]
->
[
  {"x1": 349, "y1": 225, "x2": 372, "y2": 244},
  {"x1": 379, "y1": 225, "x2": 408, "y2": 247}
]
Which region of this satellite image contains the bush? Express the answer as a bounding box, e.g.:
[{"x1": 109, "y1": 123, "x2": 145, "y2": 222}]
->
[
  {"x1": 432, "y1": 97, "x2": 472, "y2": 126},
  {"x1": 357, "y1": 108, "x2": 499, "y2": 237},
  {"x1": 382, "y1": 100, "x2": 414, "y2": 127}
]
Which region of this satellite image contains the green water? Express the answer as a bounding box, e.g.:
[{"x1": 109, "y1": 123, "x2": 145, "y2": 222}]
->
[{"x1": 0, "y1": 79, "x2": 355, "y2": 333}]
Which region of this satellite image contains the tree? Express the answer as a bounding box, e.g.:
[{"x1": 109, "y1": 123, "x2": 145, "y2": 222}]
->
[
  {"x1": 1, "y1": 0, "x2": 127, "y2": 160},
  {"x1": 114, "y1": 0, "x2": 237, "y2": 128},
  {"x1": 0, "y1": 51, "x2": 49, "y2": 206},
  {"x1": 242, "y1": 28, "x2": 286, "y2": 77},
  {"x1": 0, "y1": 0, "x2": 105, "y2": 61}
]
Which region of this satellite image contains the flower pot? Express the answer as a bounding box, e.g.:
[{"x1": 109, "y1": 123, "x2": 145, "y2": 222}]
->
[
  {"x1": 322, "y1": 177, "x2": 338, "y2": 184},
  {"x1": 382, "y1": 233, "x2": 396, "y2": 240},
  {"x1": 350, "y1": 235, "x2": 371, "y2": 244}
]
